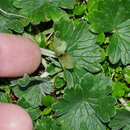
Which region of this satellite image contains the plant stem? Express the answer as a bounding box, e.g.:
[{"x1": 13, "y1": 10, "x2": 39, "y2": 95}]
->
[
  {"x1": 119, "y1": 98, "x2": 130, "y2": 112},
  {"x1": 0, "y1": 8, "x2": 25, "y2": 18},
  {"x1": 40, "y1": 48, "x2": 56, "y2": 58}
]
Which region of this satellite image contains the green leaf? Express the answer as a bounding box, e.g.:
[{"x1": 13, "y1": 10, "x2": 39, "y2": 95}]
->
[
  {"x1": 54, "y1": 77, "x2": 65, "y2": 89},
  {"x1": 42, "y1": 107, "x2": 52, "y2": 116},
  {"x1": 88, "y1": 0, "x2": 130, "y2": 65},
  {"x1": 0, "y1": 0, "x2": 16, "y2": 12},
  {"x1": 0, "y1": 85, "x2": 11, "y2": 94},
  {"x1": 54, "y1": 20, "x2": 102, "y2": 73},
  {"x1": 0, "y1": 15, "x2": 24, "y2": 33},
  {"x1": 64, "y1": 66, "x2": 87, "y2": 88},
  {"x1": 112, "y1": 82, "x2": 126, "y2": 98},
  {"x1": 18, "y1": 98, "x2": 41, "y2": 120},
  {"x1": 23, "y1": 32, "x2": 47, "y2": 48},
  {"x1": 123, "y1": 65, "x2": 130, "y2": 84},
  {"x1": 87, "y1": 0, "x2": 98, "y2": 12},
  {"x1": 0, "y1": 93, "x2": 12, "y2": 103},
  {"x1": 0, "y1": 0, "x2": 24, "y2": 33},
  {"x1": 27, "y1": 107, "x2": 41, "y2": 120},
  {"x1": 73, "y1": 3, "x2": 87, "y2": 16},
  {"x1": 12, "y1": 76, "x2": 54, "y2": 107},
  {"x1": 13, "y1": 0, "x2": 76, "y2": 25},
  {"x1": 46, "y1": 64, "x2": 62, "y2": 76},
  {"x1": 97, "y1": 33, "x2": 105, "y2": 45},
  {"x1": 11, "y1": 74, "x2": 31, "y2": 88},
  {"x1": 124, "y1": 124, "x2": 130, "y2": 130},
  {"x1": 88, "y1": 0, "x2": 130, "y2": 33},
  {"x1": 52, "y1": 0, "x2": 76, "y2": 9},
  {"x1": 109, "y1": 109, "x2": 130, "y2": 130},
  {"x1": 35, "y1": 117, "x2": 61, "y2": 130},
  {"x1": 53, "y1": 73, "x2": 116, "y2": 130},
  {"x1": 108, "y1": 20, "x2": 130, "y2": 64},
  {"x1": 42, "y1": 96, "x2": 55, "y2": 107}
]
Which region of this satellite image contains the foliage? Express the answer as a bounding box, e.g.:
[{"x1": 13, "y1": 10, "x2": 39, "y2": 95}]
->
[
  {"x1": 88, "y1": 0, "x2": 130, "y2": 65},
  {"x1": 53, "y1": 74, "x2": 116, "y2": 130},
  {"x1": 0, "y1": 0, "x2": 24, "y2": 32},
  {"x1": 11, "y1": 74, "x2": 54, "y2": 107},
  {"x1": 109, "y1": 109, "x2": 130, "y2": 130},
  {"x1": 35, "y1": 117, "x2": 61, "y2": 130},
  {"x1": 0, "y1": 0, "x2": 130, "y2": 130},
  {"x1": 54, "y1": 20, "x2": 103, "y2": 72}
]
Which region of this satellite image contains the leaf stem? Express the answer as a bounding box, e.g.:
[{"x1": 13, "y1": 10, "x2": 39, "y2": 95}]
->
[
  {"x1": 40, "y1": 48, "x2": 56, "y2": 58},
  {"x1": 0, "y1": 8, "x2": 25, "y2": 18},
  {"x1": 119, "y1": 98, "x2": 130, "y2": 112}
]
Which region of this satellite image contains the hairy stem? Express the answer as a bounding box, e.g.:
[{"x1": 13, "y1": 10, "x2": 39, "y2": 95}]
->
[
  {"x1": 119, "y1": 98, "x2": 130, "y2": 112},
  {"x1": 40, "y1": 48, "x2": 56, "y2": 58},
  {"x1": 0, "y1": 8, "x2": 25, "y2": 18}
]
